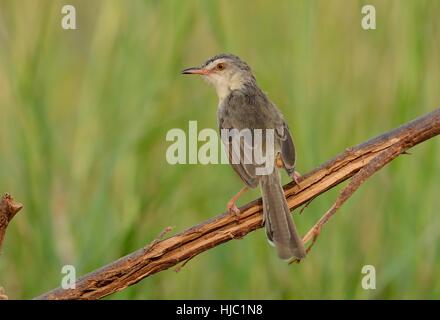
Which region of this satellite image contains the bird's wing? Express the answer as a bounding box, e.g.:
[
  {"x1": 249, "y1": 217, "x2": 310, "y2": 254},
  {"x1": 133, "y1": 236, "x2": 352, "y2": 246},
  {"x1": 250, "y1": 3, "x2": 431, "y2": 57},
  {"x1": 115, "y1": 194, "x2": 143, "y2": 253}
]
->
[
  {"x1": 218, "y1": 92, "x2": 266, "y2": 189},
  {"x1": 278, "y1": 122, "x2": 296, "y2": 172},
  {"x1": 218, "y1": 91, "x2": 294, "y2": 188},
  {"x1": 219, "y1": 125, "x2": 259, "y2": 188}
]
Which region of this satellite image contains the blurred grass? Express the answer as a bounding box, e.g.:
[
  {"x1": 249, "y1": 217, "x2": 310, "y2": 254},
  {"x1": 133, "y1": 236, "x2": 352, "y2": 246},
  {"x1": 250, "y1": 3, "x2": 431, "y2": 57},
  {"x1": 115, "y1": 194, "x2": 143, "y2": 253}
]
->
[{"x1": 0, "y1": 0, "x2": 439, "y2": 299}]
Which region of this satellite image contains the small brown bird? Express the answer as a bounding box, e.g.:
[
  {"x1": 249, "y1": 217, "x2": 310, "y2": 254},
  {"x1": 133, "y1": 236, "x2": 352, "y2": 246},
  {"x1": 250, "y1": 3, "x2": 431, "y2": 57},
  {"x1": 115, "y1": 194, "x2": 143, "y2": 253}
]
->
[{"x1": 182, "y1": 54, "x2": 306, "y2": 260}]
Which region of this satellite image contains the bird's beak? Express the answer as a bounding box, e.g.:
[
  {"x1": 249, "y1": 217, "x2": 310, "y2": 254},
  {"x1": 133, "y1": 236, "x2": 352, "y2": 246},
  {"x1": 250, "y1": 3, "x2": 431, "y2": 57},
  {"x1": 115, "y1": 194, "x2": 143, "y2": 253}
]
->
[{"x1": 181, "y1": 67, "x2": 210, "y2": 75}]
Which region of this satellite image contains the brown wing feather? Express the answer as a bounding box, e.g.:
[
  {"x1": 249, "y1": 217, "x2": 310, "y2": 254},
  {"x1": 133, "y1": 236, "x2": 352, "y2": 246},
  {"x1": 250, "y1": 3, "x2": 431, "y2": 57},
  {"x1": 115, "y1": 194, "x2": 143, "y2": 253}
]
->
[
  {"x1": 221, "y1": 128, "x2": 259, "y2": 188},
  {"x1": 279, "y1": 122, "x2": 296, "y2": 175}
]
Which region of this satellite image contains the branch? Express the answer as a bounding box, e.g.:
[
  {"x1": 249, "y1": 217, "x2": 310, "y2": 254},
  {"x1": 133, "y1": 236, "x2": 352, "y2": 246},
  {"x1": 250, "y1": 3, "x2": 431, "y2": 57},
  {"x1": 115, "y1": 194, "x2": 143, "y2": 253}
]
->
[
  {"x1": 0, "y1": 193, "x2": 23, "y2": 300},
  {"x1": 36, "y1": 108, "x2": 440, "y2": 300},
  {"x1": 0, "y1": 193, "x2": 23, "y2": 253}
]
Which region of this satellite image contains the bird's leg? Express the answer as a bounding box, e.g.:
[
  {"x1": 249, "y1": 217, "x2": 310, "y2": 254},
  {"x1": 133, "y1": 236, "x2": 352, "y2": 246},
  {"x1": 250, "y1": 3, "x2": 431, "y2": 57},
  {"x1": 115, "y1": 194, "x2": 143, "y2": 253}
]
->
[{"x1": 227, "y1": 186, "x2": 249, "y2": 215}]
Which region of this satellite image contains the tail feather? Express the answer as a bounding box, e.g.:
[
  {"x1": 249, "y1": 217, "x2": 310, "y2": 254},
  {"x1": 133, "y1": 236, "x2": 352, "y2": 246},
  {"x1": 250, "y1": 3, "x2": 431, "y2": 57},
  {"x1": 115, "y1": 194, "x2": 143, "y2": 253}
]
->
[{"x1": 260, "y1": 170, "x2": 306, "y2": 260}]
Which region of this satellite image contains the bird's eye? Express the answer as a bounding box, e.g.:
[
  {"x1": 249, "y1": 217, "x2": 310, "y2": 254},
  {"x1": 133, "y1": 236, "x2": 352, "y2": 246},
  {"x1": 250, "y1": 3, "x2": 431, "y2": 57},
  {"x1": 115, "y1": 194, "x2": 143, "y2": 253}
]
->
[{"x1": 216, "y1": 63, "x2": 225, "y2": 71}]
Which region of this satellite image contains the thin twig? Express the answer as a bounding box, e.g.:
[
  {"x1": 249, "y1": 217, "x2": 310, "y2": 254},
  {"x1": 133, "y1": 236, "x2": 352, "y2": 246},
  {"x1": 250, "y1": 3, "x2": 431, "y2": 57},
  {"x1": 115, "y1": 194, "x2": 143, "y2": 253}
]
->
[
  {"x1": 299, "y1": 197, "x2": 316, "y2": 215},
  {"x1": 300, "y1": 147, "x2": 400, "y2": 255},
  {"x1": 175, "y1": 254, "x2": 197, "y2": 273}
]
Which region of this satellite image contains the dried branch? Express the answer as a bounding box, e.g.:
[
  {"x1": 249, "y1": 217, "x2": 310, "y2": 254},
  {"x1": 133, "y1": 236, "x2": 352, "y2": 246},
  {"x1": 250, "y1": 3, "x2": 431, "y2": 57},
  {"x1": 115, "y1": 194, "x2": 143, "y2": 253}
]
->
[
  {"x1": 36, "y1": 108, "x2": 440, "y2": 300},
  {"x1": 0, "y1": 193, "x2": 23, "y2": 300},
  {"x1": 0, "y1": 193, "x2": 23, "y2": 253}
]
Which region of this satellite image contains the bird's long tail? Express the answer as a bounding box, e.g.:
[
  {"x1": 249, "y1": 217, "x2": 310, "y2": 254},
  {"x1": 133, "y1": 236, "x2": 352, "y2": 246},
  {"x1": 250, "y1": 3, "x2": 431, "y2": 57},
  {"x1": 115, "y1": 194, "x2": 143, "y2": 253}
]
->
[{"x1": 260, "y1": 170, "x2": 306, "y2": 260}]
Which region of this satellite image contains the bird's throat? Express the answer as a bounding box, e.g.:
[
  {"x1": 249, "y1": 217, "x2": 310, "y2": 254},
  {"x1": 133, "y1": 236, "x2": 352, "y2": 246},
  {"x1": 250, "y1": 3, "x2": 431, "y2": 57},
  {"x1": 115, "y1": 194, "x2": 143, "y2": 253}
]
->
[{"x1": 215, "y1": 85, "x2": 233, "y2": 104}]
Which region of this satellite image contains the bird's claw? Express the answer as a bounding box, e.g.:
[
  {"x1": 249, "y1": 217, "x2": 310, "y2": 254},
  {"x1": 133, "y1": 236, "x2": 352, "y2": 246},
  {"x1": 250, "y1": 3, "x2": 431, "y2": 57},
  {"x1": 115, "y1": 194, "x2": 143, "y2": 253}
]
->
[
  {"x1": 227, "y1": 201, "x2": 241, "y2": 216},
  {"x1": 290, "y1": 170, "x2": 302, "y2": 187}
]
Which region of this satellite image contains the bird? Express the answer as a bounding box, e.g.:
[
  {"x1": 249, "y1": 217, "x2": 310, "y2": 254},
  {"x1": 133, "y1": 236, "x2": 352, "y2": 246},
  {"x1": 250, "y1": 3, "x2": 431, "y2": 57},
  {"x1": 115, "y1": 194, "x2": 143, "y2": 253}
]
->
[{"x1": 182, "y1": 53, "x2": 306, "y2": 260}]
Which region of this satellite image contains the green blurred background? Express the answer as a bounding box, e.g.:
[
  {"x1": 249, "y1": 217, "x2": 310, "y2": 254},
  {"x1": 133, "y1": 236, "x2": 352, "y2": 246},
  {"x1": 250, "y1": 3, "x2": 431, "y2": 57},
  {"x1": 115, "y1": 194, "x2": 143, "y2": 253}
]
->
[{"x1": 0, "y1": 0, "x2": 439, "y2": 299}]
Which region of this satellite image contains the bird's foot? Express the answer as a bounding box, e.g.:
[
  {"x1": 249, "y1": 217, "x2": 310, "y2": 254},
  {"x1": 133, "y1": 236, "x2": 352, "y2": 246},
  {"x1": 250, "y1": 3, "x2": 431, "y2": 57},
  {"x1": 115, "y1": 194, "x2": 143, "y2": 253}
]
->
[
  {"x1": 291, "y1": 170, "x2": 302, "y2": 187},
  {"x1": 227, "y1": 200, "x2": 241, "y2": 216}
]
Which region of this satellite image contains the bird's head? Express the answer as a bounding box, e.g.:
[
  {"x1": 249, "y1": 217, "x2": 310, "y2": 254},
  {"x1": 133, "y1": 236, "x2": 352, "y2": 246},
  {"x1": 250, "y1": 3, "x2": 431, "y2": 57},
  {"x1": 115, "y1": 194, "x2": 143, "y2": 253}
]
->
[{"x1": 182, "y1": 54, "x2": 256, "y2": 101}]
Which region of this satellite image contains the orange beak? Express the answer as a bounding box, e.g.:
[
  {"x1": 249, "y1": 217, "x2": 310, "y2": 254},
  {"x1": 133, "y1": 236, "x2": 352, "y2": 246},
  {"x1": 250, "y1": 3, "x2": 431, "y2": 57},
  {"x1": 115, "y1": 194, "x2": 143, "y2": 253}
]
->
[{"x1": 181, "y1": 67, "x2": 210, "y2": 75}]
